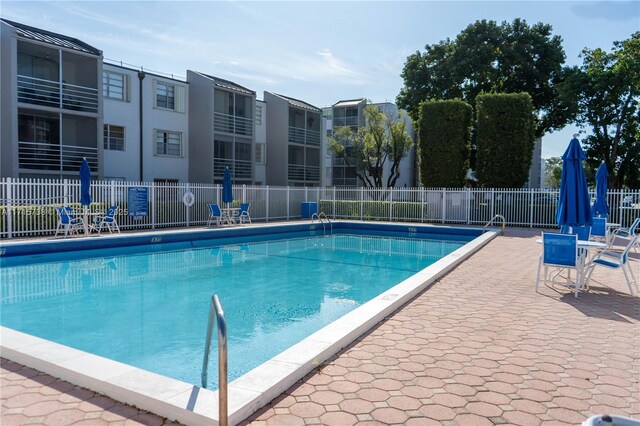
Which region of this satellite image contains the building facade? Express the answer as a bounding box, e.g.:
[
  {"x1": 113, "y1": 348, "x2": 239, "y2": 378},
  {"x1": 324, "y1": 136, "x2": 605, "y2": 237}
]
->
[
  {"x1": 187, "y1": 71, "x2": 255, "y2": 185},
  {"x1": 1, "y1": 19, "x2": 103, "y2": 179},
  {"x1": 264, "y1": 92, "x2": 322, "y2": 187},
  {"x1": 102, "y1": 63, "x2": 189, "y2": 183}
]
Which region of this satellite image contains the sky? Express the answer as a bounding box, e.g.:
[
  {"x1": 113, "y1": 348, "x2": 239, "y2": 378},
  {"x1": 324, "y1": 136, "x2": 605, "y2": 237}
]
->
[{"x1": 2, "y1": 0, "x2": 639, "y2": 159}]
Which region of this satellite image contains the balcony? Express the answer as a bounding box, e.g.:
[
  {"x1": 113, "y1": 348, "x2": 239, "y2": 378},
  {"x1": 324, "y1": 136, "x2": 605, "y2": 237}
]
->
[
  {"x1": 18, "y1": 141, "x2": 98, "y2": 172},
  {"x1": 17, "y1": 75, "x2": 99, "y2": 113},
  {"x1": 213, "y1": 158, "x2": 252, "y2": 181},
  {"x1": 214, "y1": 113, "x2": 253, "y2": 137},
  {"x1": 288, "y1": 127, "x2": 321, "y2": 146},
  {"x1": 288, "y1": 164, "x2": 320, "y2": 182}
]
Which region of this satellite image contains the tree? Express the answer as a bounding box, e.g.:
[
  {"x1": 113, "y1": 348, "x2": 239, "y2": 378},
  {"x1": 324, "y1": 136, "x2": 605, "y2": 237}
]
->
[
  {"x1": 569, "y1": 32, "x2": 640, "y2": 189},
  {"x1": 328, "y1": 105, "x2": 413, "y2": 188},
  {"x1": 475, "y1": 93, "x2": 536, "y2": 188},
  {"x1": 397, "y1": 18, "x2": 571, "y2": 137},
  {"x1": 544, "y1": 157, "x2": 562, "y2": 188},
  {"x1": 417, "y1": 100, "x2": 472, "y2": 187}
]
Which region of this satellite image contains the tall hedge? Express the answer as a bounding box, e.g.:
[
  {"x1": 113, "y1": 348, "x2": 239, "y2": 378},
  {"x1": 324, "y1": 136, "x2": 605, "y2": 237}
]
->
[
  {"x1": 417, "y1": 99, "x2": 472, "y2": 187},
  {"x1": 475, "y1": 93, "x2": 536, "y2": 188}
]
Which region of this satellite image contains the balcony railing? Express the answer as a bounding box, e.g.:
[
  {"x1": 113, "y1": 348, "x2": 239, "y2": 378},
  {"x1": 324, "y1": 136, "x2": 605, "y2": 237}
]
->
[
  {"x1": 18, "y1": 141, "x2": 98, "y2": 172},
  {"x1": 213, "y1": 158, "x2": 252, "y2": 181},
  {"x1": 17, "y1": 75, "x2": 99, "y2": 113},
  {"x1": 288, "y1": 164, "x2": 320, "y2": 182},
  {"x1": 213, "y1": 113, "x2": 253, "y2": 137},
  {"x1": 288, "y1": 127, "x2": 321, "y2": 146}
]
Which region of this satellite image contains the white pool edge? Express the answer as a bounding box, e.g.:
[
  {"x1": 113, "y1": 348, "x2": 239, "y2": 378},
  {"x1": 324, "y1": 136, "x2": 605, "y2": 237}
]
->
[{"x1": 1, "y1": 229, "x2": 497, "y2": 425}]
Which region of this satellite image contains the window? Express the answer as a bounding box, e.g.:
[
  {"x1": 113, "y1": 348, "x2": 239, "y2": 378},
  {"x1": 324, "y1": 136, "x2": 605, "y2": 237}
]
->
[
  {"x1": 155, "y1": 130, "x2": 182, "y2": 156},
  {"x1": 18, "y1": 113, "x2": 59, "y2": 144},
  {"x1": 255, "y1": 105, "x2": 263, "y2": 125},
  {"x1": 155, "y1": 82, "x2": 175, "y2": 110},
  {"x1": 255, "y1": 143, "x2": 266, "y2": 164},
  {"x1": 103, "y1": 125, "x2": 125, "y2": 151},
  {"x1": 103, "y1": 71, "x2": 128, "y2": 100}
]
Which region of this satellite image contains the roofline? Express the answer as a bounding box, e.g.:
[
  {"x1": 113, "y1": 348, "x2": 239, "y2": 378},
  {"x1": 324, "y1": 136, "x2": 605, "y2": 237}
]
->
[
  {"x1": 104, "y1": 62, "x2": 187, "y2": 83},
  {"x1": 271, "y1": 92, "x2": 321, "y2": 112},
  {"x1": 332, "y1": 98, "x2": 367, "y2": 107},
  {"x1": 1, "y1": 18, "x2": 102, "y2": 56},
  {"x1": 189, "y1": 70, "x2": 256, "y2": 95}
]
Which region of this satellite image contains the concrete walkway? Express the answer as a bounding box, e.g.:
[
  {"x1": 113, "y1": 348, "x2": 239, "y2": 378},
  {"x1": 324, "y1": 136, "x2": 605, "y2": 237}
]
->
[{"x1": 2, "y1": 229, "x2": 639, "y2": 425}]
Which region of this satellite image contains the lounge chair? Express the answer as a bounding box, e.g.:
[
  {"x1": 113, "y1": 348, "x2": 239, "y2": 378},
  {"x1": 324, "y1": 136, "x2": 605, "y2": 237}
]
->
[
  {"x1": 235, "y1": 203, "x2": 251, "y2": 224},
  {"x1": 584, "y1": 235, "x2": 638, "y2": 296},
  {"x1": 94, "y1": 205, "x2": 120, "y2": 234},
  {"x1": 54, "y1": 206, "x2": 84, "y2": 237},
  {"x1": 536, "y1": 232, "x2": 582, "y2": 298},
  {"x1": 207, "y1": 203, "x2": 223, "y2": 226}
]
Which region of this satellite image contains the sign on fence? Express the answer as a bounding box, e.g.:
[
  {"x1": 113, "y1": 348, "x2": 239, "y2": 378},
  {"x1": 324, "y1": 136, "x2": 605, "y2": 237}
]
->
[{"x1": 128, "y1": 187, "x2": 148, "y2": 220}]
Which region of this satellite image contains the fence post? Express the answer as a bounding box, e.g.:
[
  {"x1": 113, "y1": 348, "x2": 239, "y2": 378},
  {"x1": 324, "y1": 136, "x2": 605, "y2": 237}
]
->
[
  {"x1": 441, "y1": 189, "x2": 446, "y2": 224},
  {"x1": 529, "y1": 189, "x2": 534, "y2": 228},
  {"x1": 151, "y1": 183, "x2": 156, "y2": 229},
  {"x1": 305, "y1": 187, "x2": 308, "y2": 202},
  {"x1": 420, "y1": 187, "x2": 425, "y2": 223},
  {"x1": 333, "y1": 187, "x2": 336, "y2": 218},
  {"x1": 286, "y1": 186, "x2": 290, "y2": 221},
  {"x1": 491, "y1": 188, "x2": 495, "y2": 221},
  {"x1": 63, "y1": 179, "x2": 69, "y2": 207},
  {"x1": 466, "y1": 188, "x2": 471, "y2": 225},
  {"x1": 360, "y1": 187, "x2": 364, "y2": 221},
  {"x1": 389, "y1": 187, "x2": 393, "y2": 221},
  {"x1": 266, "y1": 186, "x2": 270, "y2": 222},
  {"x1": 242, "y1": 184, "x2": 246, "y2": 203},
  {"x1": 6, "y1": 178, "x2": 12, "y2": 239},
  {"x1": 186, "y1": 184, "x2": 190, "y2": 228},
  {"x1": 110, "y1": 180, "x2": 116, "y2": 206}
]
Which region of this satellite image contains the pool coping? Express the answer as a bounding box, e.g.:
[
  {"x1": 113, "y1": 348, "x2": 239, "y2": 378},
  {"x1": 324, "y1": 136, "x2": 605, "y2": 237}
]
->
[{"x1": 0, "y1": 221, "x2": 498, "y2": 425}]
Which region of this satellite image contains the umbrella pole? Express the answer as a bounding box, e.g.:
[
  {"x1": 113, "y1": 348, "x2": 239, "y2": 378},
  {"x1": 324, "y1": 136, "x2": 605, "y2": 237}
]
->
[{"x1": 83, "y1": 206, "x2": 89, "y2": 236}]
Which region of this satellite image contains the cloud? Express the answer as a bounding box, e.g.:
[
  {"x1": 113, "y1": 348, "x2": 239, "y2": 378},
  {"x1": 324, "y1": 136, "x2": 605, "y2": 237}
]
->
[{"x1": 572, "y1": 1, "x2": 640, "y2": 21}]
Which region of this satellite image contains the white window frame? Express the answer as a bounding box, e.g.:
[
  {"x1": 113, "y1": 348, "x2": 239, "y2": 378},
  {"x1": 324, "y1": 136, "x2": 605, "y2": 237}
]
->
[
  {"x1": 103, "y1": 71, "x2": 128, "y2": 101},
  {"x1": 255, "y1": 104, "x2": 263, "y2": 125},
  {"x1": 155, "y1": 129, "x2": 182, "y2": 157},
  {"x1": 103, "y1": 124, "x2": 125, "y2": 151},
  {"x1": 255, "y1": 143, "x2": 266, "y2": 165},
  {"x1": 154, "y1": 80, "x2": 186, "y2": 113}
]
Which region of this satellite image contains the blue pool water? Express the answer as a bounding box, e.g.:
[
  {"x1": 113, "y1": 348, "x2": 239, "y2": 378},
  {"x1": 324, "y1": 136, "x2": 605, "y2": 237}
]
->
[{"x1": 1, "y1": 231, "x2": 466, "y2": 388}]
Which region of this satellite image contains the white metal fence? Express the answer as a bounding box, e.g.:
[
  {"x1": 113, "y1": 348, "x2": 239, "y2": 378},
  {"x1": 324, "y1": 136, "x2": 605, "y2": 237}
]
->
[{"x1": 1, "y1": 177, "x2": 639, "y2": 239}]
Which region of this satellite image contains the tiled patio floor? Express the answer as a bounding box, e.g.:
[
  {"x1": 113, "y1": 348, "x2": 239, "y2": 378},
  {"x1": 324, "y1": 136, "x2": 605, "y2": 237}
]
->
[{"x1": 2, "y1": 228, "x2": 639, "y2": 425}]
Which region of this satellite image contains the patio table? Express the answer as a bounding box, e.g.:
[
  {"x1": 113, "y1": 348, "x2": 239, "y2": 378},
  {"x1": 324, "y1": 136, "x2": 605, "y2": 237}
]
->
[{"x1": 221, "y1": 207, "x2": 239, "y2": 226}]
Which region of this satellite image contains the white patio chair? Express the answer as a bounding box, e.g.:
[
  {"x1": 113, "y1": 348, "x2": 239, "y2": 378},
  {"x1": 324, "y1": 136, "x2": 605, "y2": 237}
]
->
[{"x1": 584, "y1": 235, "x2": 639, "y2": 296}]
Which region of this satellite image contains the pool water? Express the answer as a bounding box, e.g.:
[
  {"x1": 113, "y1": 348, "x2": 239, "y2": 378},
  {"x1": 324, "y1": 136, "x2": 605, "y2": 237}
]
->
[{"x1": 1, "y1": 232, "x2": 464, "y2": 388}]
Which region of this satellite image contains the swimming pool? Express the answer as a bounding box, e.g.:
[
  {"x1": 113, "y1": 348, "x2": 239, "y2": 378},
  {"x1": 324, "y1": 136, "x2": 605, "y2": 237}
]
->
[{"x1": 0, "y1": 221, "x2": 496, "y2": 424}]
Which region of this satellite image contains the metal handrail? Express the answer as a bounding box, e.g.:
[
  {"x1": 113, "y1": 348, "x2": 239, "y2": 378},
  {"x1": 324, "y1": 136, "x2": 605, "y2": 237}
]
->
[
  {"x1": 201, "y1": 295, "x2": 228, "y2": 426},
  {"x1": 318, "y1": 212, "x2": 333, "y2": 235},
  {"x1": 483, "y1": 214, "x2": 506, "y2": 236},
  {"x1": 311, "y1": 212, "x2": 325, "y2": 235}
]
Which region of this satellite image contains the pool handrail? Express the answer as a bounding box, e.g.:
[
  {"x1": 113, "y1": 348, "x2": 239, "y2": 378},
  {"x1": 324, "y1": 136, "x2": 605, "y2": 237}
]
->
[
  {"x1": 201, "y1": 294, "x2": 228, "y2": 426},
  {"x1": 318, "y1": 212, "x2": 333, "y2": 235}
]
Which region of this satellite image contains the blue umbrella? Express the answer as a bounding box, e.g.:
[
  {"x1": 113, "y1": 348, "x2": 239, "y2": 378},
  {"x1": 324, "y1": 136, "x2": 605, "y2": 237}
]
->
[
  {"x1": 80, "y1": 158, "x2": 92, "y2": 206},
  {"x1": 556, "y1": 137, "x2": 593, "y2": 228},
  {"x1": 591, "y1": 161, "x2": 609, "y2": 217},
  {"x1": 222, "y1": 168, "x2": 233, "y2": 206}
]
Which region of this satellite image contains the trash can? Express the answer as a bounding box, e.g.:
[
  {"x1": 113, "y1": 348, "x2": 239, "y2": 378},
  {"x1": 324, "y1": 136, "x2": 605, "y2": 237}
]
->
[{"x1": 301, "y1": 202, "x2": 318, "y2": 219}]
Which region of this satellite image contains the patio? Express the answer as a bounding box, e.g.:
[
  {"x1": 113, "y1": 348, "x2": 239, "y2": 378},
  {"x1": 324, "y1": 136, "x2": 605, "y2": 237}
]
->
[{"x1": 2, "y1": 228, "x2": 639, "y2": 425}]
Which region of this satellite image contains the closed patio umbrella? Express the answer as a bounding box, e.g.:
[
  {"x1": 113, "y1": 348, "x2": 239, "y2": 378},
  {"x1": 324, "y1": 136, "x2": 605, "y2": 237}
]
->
[
  {"x1": 556, "y1": 137, "x2": 593, "y2": 229},
  {"x1": 592, "y1": 161, "x2": 609, "y2": 217},
  {"x1": 222, "y1": 168, "x2": 233, "y2": 207},
  {"x1": 79, "y1": 158, "x2": 92, "y2": 235}
]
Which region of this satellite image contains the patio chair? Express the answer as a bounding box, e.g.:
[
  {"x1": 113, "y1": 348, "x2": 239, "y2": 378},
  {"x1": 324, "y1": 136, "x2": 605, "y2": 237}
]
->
[
  {"x1": 54, "y1": 206, "x2": 84, "y2": 237},
  {"x1": 590, "y1": 217, "x2": 607, "y2": 243},
  {"x1": 94, "y1": 205, "x2": 120, "y2": 234},
  {"x1": 571, "y1": 225, "x2": 591, "y2": 241},
  {"x1": 584, "y1": 235, "x2": 638, "y2": 296},
  {"x1": 235, "y1": 203, "x2": 251, "y2": 224},
  {"x1": 207, "y1": 203, "x2": 223, "y2": 226},
  {"x1": 536, "y1": 232, "x2": 582, "y2": 298},
  {"x1": 609, "y1": 217, "x2": 640, "y2": 250}
]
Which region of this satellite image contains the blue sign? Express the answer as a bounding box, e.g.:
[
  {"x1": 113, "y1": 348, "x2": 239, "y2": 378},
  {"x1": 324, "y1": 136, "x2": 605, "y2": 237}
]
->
[{"x1": 128, "y1": 187, "x2": 148, "y2": 220}]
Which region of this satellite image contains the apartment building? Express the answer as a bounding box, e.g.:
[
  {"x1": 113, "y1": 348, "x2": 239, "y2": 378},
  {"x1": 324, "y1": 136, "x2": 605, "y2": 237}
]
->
[
  {"x1": 263, "y1": 92, "x2": 322, "y2": 187},
  {"x1": 187, "y1": 71, "x2": 255, "y2": 185},
  {"x1": 325, "y1": 98, "x2": 416, "y2": 187},
  {"x1": 102, "y1": 62, "x2": 189, "y2": 182},
  {"x1": 1, "y1": 19, "x2": 103, "y2": 179}
]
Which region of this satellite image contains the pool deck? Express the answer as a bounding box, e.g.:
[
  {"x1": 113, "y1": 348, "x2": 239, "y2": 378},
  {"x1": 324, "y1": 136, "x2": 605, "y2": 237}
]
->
[{"x1": 2, "y1": 227, "x2": 639, "y2": 425}]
